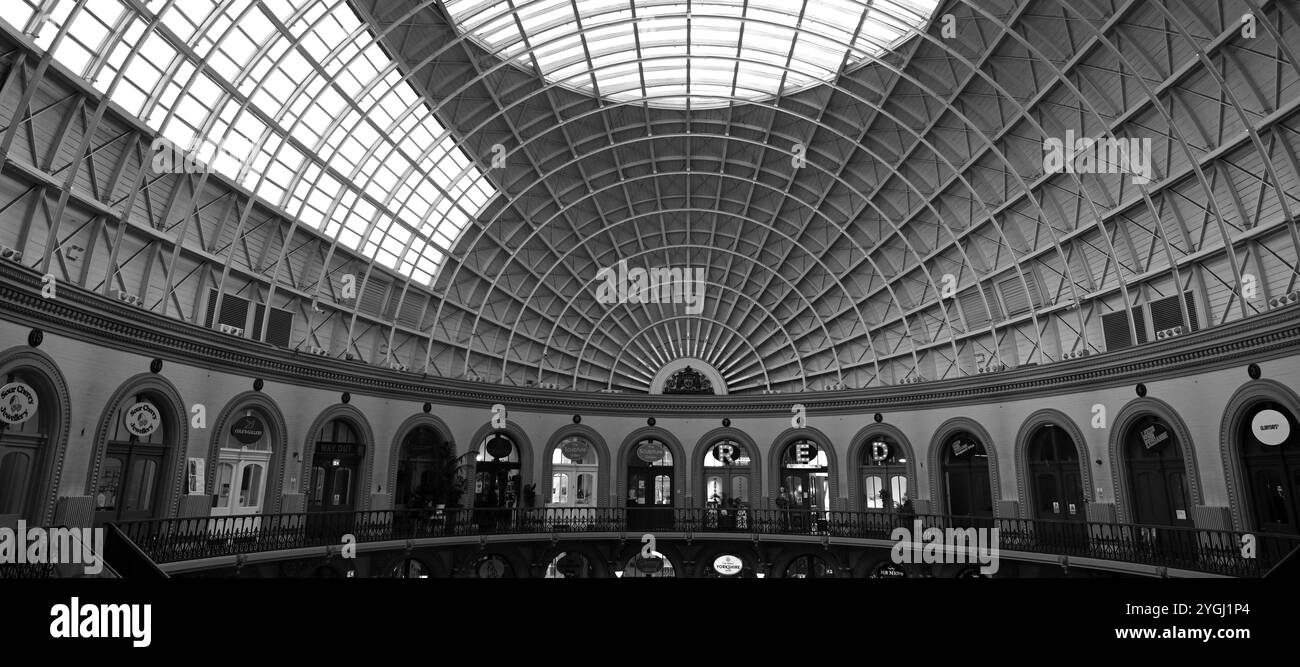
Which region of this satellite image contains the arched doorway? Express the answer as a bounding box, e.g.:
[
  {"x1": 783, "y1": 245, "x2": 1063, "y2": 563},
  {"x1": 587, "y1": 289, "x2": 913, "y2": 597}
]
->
[
  {"x1": 1236, "y1": 401, "x2": 1300, "y2": 534},
  {"x1": 308, "y1": 419, "x2": 364, "y2": 512},
  {"x1": 1122, "y1": 414, "x2": 1191, "y2": 527},
  {"x1": 859, "y1": 435, "x2": 908, "y2": 512},
  {"x1": 211, "y1": 407, "x2": 275, "y2": 520},
  {"x1": 394, "y1": 425, "x2": 451, "y2": 510},
  {"x1": 783, "y1": 553, "x2": 836, "y2": 578},
  {"x1": 469, "y1": 553, "x2": 515, "y2": 578},
  {"x1": 941, "y1": 431, "x2": 993, "y2": 519},
  {"x1": 386, "y1": 557, "x2": 434, "y2": 579},
  {"x1": 544, "y1": 551, "x2": 598, "y2": 578},
  {"x1": 550, "y1": 436, "x2": 597, "y2": 508},
  {"x1": 1027, "y1": 424, "x2": 1084, "y2": 521},
  {"x1": 475, "y1": 432, "x2": 522, "y2": 508},
  {"x1": 703, "y1": 439, "x2": 752, "y2": 530},
  {"x1": 627, "y1": 438, "x2": 674, "y2": 530},
  {"x1": 620, "y1": 550, "x2": 676, "y2": 578},
  {"x1": 0, "y1": 369, "x2": 54, "y2": 522},
  {"x1": 94, "y1": 395, "x2": 179, "y2": 524},
  {"x1": 780, "y1": 439, "x2": 831, "y2": 532}
]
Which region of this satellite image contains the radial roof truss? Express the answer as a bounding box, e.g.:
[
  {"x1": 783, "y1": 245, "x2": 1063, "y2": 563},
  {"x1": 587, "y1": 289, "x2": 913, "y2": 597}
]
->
[{"x1": 0, "y1": 0, "x2": 1296, "y2": 394}]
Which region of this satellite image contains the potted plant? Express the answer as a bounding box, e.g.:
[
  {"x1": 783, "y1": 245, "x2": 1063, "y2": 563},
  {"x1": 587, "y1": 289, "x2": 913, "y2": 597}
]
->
[
  {"x1": 523, "y1": 483, "x2": 537, "y2": 508},
  {"x1": 429, "y1": 449, "x2": 476, "y2": 508}
]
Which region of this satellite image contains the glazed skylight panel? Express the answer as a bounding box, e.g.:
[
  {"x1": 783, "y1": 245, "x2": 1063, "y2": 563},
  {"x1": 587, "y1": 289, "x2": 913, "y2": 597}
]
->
[
  {"x1": 19, "y1": 0, "x2": 496, "y2": 286},
  {"x1": 443, "y1": 0, "x2": 941, "y2": 108}
]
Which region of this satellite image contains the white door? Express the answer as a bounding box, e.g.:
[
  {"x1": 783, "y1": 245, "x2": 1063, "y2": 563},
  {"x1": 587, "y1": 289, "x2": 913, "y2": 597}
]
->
[
  {"x1": 210, "y1": 448, "x2": 270, "y2": 531},
  {"x1": 551, "y1": 468, "x2": 596, "y2": 507}
]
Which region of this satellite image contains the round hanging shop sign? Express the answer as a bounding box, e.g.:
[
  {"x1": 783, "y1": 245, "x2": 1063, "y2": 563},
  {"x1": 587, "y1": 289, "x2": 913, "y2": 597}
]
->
[
  {"x1": 1252, "y1": 409, "x2": 1290, "y2": 446},
  {"x1": 561, "y1": 438, "x2": 590, "y2": 462},
  {"x1": 789, "y1": 441, "x2": 819, "y2": 464},
  {"x1": 124, "y1": 402, "x2": 161, "y2": 437},
  {"x1": 637, "y1": 441, "x2": 666, "y2": 463},
  {"x1": 0, "y1": 382, "x2": 38, "y2": 425},
  {"x1": 486, "y1": 435, "x2": 513, "y2": 459},
  {"x1": 635, "y1": 555, "x2": 664, "y2": 574},
  {"x1": 713, "y1": 555, "x2": 743, "y2": 576},
  {"x1": 230, "y1": 414, "x2": 265, "y2": 445},
  {"x1": 711, "y1": 442, "x2": 741, "y2": 464}
]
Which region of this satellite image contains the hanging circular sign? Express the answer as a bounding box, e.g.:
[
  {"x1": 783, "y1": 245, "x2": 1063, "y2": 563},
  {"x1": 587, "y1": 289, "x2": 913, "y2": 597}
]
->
[
  {"x1": 788, "y1": 441, "x2": 819, "y2": 464},
  {"x1": 713, "y1": 554, "x2": 743, "y2": 576},
  {"x1": 637, "y1": 441, "x2": 666, "y2": 463},
  {"x1": 486, "y1": 435, "x2": 513, "y2": 459},
  {"x1": 635, "y1": 554, "x2": 664, "y2": 573},
  {"x1": 124, "y1": 402, "x2": 161, "y2": 437},
  {"x1": 1252, "y1": 409, "x2": 1290, "y2": 446},
  {"x1": 871, "y1": 562, "x2": 908, "y2": 578},
  {"x1": 0, "y1": 382, "x2": 38, "y2": 425},
  {"x1": 230, "y1": 414, "x2": 265, "y2": 445},
  {"x1": 561, "y1": 438, "x2": 590, "y2": 462},
  {"x1": 711, "y1": 442, "x2": 741, "y2": 465}
]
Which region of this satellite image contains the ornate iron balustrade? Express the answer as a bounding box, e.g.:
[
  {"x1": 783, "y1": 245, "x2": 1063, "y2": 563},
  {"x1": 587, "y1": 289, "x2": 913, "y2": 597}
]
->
[{"x1": 110, "y1": 508, "x2": 1300, "y2": 577}]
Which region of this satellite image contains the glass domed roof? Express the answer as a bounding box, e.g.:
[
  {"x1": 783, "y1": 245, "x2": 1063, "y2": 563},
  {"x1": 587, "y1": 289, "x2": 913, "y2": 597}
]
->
[{"x1": 444, "y1": 0, "x2": 941, "y2": 108}]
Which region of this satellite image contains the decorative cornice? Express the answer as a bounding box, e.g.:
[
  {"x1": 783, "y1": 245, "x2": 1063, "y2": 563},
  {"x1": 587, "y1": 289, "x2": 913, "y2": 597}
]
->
[{"x1": 2, "y1": 261, "x2": 1298, "y2": 416}]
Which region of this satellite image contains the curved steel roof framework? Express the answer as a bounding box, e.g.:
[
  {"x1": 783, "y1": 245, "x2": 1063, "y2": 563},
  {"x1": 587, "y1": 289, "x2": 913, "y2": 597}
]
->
[{"x1": 3, "y1": 0, "x2": 1298, "y2": 396}]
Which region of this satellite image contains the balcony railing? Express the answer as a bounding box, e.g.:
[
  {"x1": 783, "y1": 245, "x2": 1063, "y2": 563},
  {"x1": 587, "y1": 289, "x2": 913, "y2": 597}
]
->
[{"x1": 109, "y1": 507, "x2": 1300, "y2": 577}]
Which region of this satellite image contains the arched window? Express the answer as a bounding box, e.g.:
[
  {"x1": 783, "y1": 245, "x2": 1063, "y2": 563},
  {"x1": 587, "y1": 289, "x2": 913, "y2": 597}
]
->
[
  {"x1": 95, "y1": 395, "x2": 175, "y2": 524},
  {"x1": 627, "y1": 439, "x2": 674, "y2": 531},
  {"x1": 213, "y1": 407, "x2": 274, "y2": 519},
  {"x1": 779, "y1": 439, "x2": 830, "y2": 510},
  {"x1": 1236, "y1": 401, "x2": 1300, "y2": 534},
  {"x1": 476, "y1": 433, "x2": 521, "y2": 508},
  {"x1": 0, "y1": 372, "x2": 50, "y2": 520},
  {"x1": 703, "y1": 439, "x2": 752, "y2": 505},
  {"x1": 941, "y1": 431, "x2": 992, "y2": 518},
  {"x1": 1122, "y1": 415, "x2": 1190, "y2": 527},
  {"x1": 551, "y1": 436, "x2": 597, "y2": 507},
  {"x1": 308, "y1": 419, "x2": 363, "y2": 512},
  {"x1": 859, "y1": 436, "x2": 907, "y2": 512},
  {"x1": 1027, "y1": 424, "x2": 1084, "y2": 520}
]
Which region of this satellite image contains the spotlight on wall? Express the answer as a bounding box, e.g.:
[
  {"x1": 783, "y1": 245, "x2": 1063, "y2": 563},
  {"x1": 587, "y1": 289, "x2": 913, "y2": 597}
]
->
[
  {"x1": 1155, "y1": 325, "x2": 1185, "y2": 340},
  {"x1": 1268, "y1": 290, "x2": 1300, "y2": 309},
  {"x1": 0, "y1": 244, "x2": 22, "y2": 262},
  {"x1": 113, "y1": 289, "x2": 145, "y2": 308},
  {"x1": 217, "y1": 323, "x2": 245, "y2": 336}
]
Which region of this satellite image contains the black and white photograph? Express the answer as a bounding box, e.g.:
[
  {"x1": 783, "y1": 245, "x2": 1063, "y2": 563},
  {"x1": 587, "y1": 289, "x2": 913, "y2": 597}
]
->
[{"x1": 0, "y1": 0, "x2": 1296, "y2": 651}]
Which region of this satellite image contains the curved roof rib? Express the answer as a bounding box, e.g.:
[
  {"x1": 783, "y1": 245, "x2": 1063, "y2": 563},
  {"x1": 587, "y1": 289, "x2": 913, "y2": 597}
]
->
[{"x1": 16, "y1": 0, "x2": 1300, "y2": 395}]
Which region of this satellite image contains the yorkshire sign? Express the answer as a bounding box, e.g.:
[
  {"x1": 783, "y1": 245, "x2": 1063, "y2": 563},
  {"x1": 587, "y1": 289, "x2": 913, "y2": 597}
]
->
[{"x1": 712, "y1": 554, "x2": 743, "y2": 576}]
